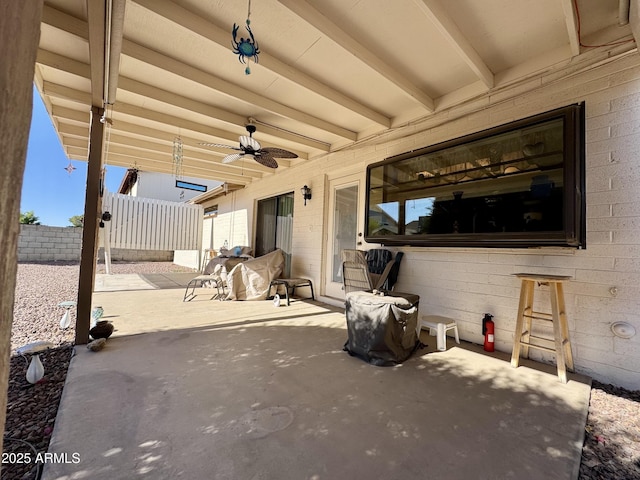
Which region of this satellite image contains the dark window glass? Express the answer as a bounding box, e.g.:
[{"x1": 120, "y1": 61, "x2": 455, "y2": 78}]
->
[
  {"x1": 256, "y1": 192, "x2": 294, "y2": 275},
  {"x1": 204, "y1": 205, "x2": 218, "y2": 215},
  {"x1": 365, "y1": 104, "x2": 585, "y2": 248}
]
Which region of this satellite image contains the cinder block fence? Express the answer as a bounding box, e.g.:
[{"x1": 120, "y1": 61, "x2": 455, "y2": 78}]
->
[
  {"x1": 18, "y1": 225, "x2": 82, "y2": 262},
  {"x1": 18, "y1": 225, "x2": 172, "y2": 262}
]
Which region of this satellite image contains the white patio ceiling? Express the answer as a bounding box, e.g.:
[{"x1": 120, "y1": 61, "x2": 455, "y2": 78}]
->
[{"x1": 36, "y1": 0, "x2": 636, "y2": 185}]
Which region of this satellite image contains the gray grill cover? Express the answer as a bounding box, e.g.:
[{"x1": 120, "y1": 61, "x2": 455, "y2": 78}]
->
[{"x1": 344, "y1": 291, "x2": 420, "y2": 366}]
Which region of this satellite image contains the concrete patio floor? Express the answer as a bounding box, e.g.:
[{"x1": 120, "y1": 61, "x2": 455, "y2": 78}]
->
[{"x1": 43, "y1": 274, "x2": 591, "y2": 480}]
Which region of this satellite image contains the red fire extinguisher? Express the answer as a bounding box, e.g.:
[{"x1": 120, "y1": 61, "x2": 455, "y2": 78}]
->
[{"x1": 483, "y1": 313, "x2": 495, "y2": 352}]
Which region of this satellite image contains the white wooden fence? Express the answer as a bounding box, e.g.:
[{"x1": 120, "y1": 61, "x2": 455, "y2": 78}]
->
[{"x1": 100, "y1": 192, "x2": 203, "y2": 271}]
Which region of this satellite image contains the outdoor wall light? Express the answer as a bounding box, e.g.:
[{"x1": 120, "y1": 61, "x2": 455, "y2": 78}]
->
[
  {"x1": 301, "y1": 185, "x2": 312, "y2": 206},
  {"x1": 100, "y1": 211, "x2": 111, "y2": 228}
]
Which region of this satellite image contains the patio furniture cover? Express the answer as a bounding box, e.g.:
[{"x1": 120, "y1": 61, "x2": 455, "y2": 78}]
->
[
  {"x1": 203, "y1": 246, "x2": 253, "y2": 276},
  {"x1": 225, "y1": 249, "x2": 285, "y2": 301},
  {"x1": 344, "y1": 290, "x2": 420, "y2": 366}
]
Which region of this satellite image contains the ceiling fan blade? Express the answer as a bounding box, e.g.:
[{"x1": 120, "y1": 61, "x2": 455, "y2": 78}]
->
[
  {"x1": 260, "y1": 147, "x2": 298, "y2": 159},
  {"x1": 254, "y1": 153, "x2": 279, "y2": 169},
  {"x1": 239, "y1": 136, "x2": 261, "y2": 151},
  {"x1": 199, "y1": 142, "x2": 242, "y2": 150},
  {"x1": 222, "y1": 153, "x2": 244, "y2": 164}
]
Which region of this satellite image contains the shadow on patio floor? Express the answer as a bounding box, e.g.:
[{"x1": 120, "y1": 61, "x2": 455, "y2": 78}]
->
[{"x1": 43, "y1": 286, "x2": 590, "y2": 480}]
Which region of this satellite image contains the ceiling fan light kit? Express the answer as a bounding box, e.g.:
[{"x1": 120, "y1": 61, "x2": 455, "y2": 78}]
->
[{"x1": 199, "y1": 124, "x2": 298, "y2": 169}]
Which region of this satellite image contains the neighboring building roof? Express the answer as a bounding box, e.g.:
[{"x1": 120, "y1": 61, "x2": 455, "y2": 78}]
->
[
  {"x1": 117, "y1": 168, "x2": 138, "y2": 195},
  {"x1": 189, "y1": 183, "x2": 245, "y2": 205}
]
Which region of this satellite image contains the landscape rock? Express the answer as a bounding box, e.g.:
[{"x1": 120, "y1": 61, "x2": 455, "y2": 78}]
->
[{"x1": 87, "y1": 338, "x2": 107, "y2": 351}]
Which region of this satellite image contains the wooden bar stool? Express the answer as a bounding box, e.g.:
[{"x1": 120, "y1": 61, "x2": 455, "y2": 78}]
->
[{"x1": 511, "y1": 273, "x2": 574, "y2": 383}]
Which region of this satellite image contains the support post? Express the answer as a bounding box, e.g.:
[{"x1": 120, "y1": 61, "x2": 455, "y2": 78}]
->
[
  {"x1": 0, "y1": 0, "x2": 44, "y2": 462},
  {"x1": 75, "y1": 107, "x2": 105, "y2": 345}
]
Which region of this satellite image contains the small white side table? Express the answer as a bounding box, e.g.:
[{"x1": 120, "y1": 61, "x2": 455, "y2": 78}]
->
[{"x1": 418, "y1": 315, "x2": 460, "y2": 351}]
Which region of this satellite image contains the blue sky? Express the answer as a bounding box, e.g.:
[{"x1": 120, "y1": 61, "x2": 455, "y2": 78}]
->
[{"x1": 20, "y1": 88, "x2": 126, "y2": 227}]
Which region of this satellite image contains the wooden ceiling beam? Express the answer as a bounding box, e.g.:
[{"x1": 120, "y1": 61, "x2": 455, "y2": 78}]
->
[
  {"x1": 105, "y1": 119, "x2": 304, "y2": 167},
  {"x1": 104, "y1": 134, "x2": 265, "y2": 179},
  {"x1": 58, "y1": 122, "x2": 89, "y2": 138},
  {"x1": 43, "y1": 78, "x2": 270, "y2": 168},
  {"x1": 41, "y1": 5, "x2": 344, "y2": 144},
  {"x1": 121, "y1": 40, "x2": 340, "y2": 146},
  {"x1": 51, "y1": 105, "x2": 91, "y2": 124},
  {"x1": 66, "y1": 146, "x2": 257, "y2": 185},
  {"x1": 37, "y1": 46, "x2": 329, "y2": 152},
  {"x1": 45, "y1": 80, "x2": 308, "y2": 163},
  {"x1": 133, "y1": 0, "x2": 391, "y2": 128},
  {"x1": 42, "y1": 81, "x2": 91, "y2": 105},
  {"x1": 115, "y1": 78, "x2": 306, "y2": 157},
  {"x1": 109, "y1": 158, "x2": 256, "y2": 185},
  {"x1": 37, "y1": 49, "x2": 91, "y2": 79},
  {"x1": 56, "y1": 109, "x2": 303, "y2": 176},
  {"x1": 412, "y1": 0, "x2": 494, "y2": 89},
  {"x1": 276, "y1": 0, "x2": 435, "y2": 111},
  {"x1": 86, "y1": 0, "x2": 106, "y2": 106},
  {"x1": 561, "y1": 0, "x2": 581, "y2": 57},
  {"x1": 41, "y1": 4, "x2": 89, "y2": 39},
  {"x1": 113, "y1": 103, "x2": 292, "y2": 167},
  {"x1": 60, "y1": 126, "x2": 275, "y2": 177}
]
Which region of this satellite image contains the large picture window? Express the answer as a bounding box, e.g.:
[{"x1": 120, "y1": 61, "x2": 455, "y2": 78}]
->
[{"x1": 365, "y1": 104, "x2": 585, "y2": 248}]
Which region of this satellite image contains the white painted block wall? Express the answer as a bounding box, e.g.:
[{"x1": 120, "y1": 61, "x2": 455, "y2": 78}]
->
[{"x1": 212, "y1": 53, "x2": 640, "y2": 390}]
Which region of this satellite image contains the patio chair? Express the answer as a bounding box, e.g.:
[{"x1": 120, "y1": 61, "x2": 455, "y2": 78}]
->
[
  {"x1": 380, "y1": 251, "x2": 404, "y2": 290},
  {"x1": 341, "y1": 249, "x2": 402, "y2": 294},
  {"x1": 365, "y1": 249, "x2": 401, "y2": 290},
  {"x1": 342, "y1": 261, "x2": 374, "y2": 294},
  {"x1": 183, "y1": 263, "x2": 227, "y2": 302}
]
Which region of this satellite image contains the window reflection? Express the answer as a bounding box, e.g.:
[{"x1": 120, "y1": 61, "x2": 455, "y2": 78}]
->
[{"x1": 365, "y1": 105, "x2": 585, "y2": 247}]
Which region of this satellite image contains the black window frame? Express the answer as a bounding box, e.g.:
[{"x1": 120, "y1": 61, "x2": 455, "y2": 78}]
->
[{"x1": 365, "y1": 103, "x2": 586, "y2": 248}]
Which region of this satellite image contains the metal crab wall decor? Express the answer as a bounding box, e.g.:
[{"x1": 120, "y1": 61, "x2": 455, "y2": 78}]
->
[
  {"x1": 232, "y1": 0, "x2": 259, "y2": 74},
  {"x1": 232, "y1": 21, "x2": 260, "y2": 74}
]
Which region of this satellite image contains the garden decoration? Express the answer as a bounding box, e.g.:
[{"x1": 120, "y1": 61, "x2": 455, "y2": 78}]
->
[
  {"x1": 232, "y1": 0, "x2": 260, "y2": 74},
  {"x1": 58, "y1": 300, "x2": 76, "y2": 330}
]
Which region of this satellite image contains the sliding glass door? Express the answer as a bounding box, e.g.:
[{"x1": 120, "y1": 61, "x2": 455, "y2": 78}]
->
[{"x1": 255, "y1": 192, "x2": 294, "y2": 277}]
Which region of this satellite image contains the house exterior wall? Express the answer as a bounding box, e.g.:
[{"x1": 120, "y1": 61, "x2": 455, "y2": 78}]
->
[
  {"x1": 174, "y1": 205, "x2": 253, "y2": 270},
  {"x1": 211, "y1": 52, "x2": 640, "y2": 390},
  {"x1": 211, "y1": 209, "x2": 251, "y2": 250},
  {"x1": 173, "y1": 215, "x2": 215, "y2": 270},
  {"x1": 128, "y1": 172, "x2": 221, "y2": 202}
]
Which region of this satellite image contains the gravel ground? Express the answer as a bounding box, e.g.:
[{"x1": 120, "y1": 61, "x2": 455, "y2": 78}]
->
[
  {"x1": 3, "y1": 261, "x2": 640, "y2": 479},
  {"x1": 3, "y1": 261, "x2": 193, "y2": 480}
]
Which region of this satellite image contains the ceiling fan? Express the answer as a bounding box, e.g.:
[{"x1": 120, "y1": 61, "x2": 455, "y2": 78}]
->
[{"x1": 199, "y1": 124, "x2": 297, "y2": 168}]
